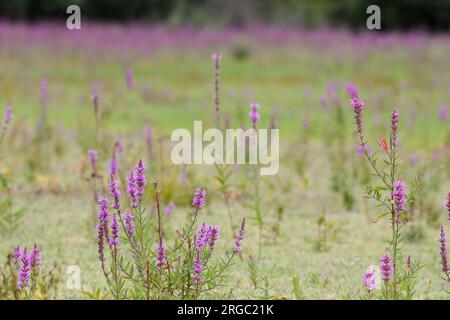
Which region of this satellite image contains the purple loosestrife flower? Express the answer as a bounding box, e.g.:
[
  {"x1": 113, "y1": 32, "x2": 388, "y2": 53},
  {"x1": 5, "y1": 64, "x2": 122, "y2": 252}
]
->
[
  {"x1": 30, "y1": 243, "x2": 41, "y2": 268},
  {"x1": 88, "y1": 149, "x2": 98, "y2": 177},
  {"x1": 192, "y1": 250, "x2": 203, "y2": 283},
  {"x1": 439, "y1": 226, "x2": 449, "y2": 277},
  {"x1": 248, "y1": 102, "x2": 261, "y2": 128},
  {"x1": 445, "y1": 192, "x2": 450, "y2": 220},
  {"x1": 391, "y1": 111, "x2": 400, "y2": 148},
  {"x1": 127, "y1": 170, "x2": 137, "y2": 208},
  {"x1": 362, "y1": 269, "x2": 377, "y2": 293},
  {"x1": 91, "y1": 94, "x2": 99, "y2": 110},
  {"x1": 379, "y1": 255, "x2": 393, "y2": 282},
  {"x1": 346, "y1": 83, "x2": 358, "y2": 98},
  {"x1": 13, "y1": 246, "x2": 21, "y2": 264},
  {"x1": 2, "y1": 103, "x2": 13, "y2": 130},
  {"x1": 97, "y1": 197, "x2": 110, "y2": 266},
  {"x1": 164, "y1": 202, "x2": 176, "y2": 215},
  {"x1": 392, "y1": 180, "x2": 407, "y2": 223},
  {"x1": 212, "y1": 53, "x2": 222, "y2": 125},
  {"x1": 196, "y1": 223, "x2": 209, "y2": 250},
  {"x1": 192, "y1": 187, "x2": 206, "y2": 211},
  {"x1": 109, "y1": 176, "x2": 121, "y2": 210},
  {"x1": 123, "y1": 211, "x2": 135, "y2": 236},
  {"x1": 126, "y1": 68, "x2": 133, "y2": 90},
  {"x1": 156, "y1": 240, "x2": 167, "y2": 274},
  {"x1": 134, "y1": 160, "x2": 146, "y2": 205},
  {"x1": 233, "y1": 218, "x2": 246, "y2": 253},
  {"x1": 356, "y1": 144, "x2": 371, "y2": 157},
  {"x1": 108, "y1": 214, "x2": 120, "y2": 249},
  {"x1": 439, "y1": 105, "x2": 448, "y2": 121},
  {"x1": 17, "y1": 248, "x2": 31, "y2": 290},
  {"x1": 207, "y1": 226, "x2": 220, "y2": 249},
  {"x1": 433, "y1": 150, "x2": 440, "y2": 161},
  {"x1": 109, "y1": 152, "x2": 118, "y2": 177},
  {"x1": 351, "y1": 96, "x2": 364, "y2": 138}
]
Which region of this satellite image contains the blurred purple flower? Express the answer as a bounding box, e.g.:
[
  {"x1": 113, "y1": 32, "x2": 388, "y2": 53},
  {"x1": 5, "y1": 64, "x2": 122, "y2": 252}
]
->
[
  {"x1": 164, "y1": 202, "x2": 176, "y2": 215},
  {"x1": 126, "y1": 68, "x2": 133, "y2": 89},
  {"x1": 409, "y1": 154, "x2": 417, "y2": 167},
  {"x1": 248, "y1": 102, "x2": 261, "y2": 127},
  {"x1": 192, "y1": 249, "x2": 203, "y2": 283},
  {"x1": 123, "y1": 211, "x2": 135, "y2": 236},
  {"x1": 391, "y1": 111, "x2": 400, "y2": 148},
  {"x1": 439, "y1": 226, "x2": 449, "y2": 278},
  {"x1": 346, "y1": 83, "x2": 358, "y2": 98},
  {"x1": 233, "y1": 218, "x2": 246, "y2": 253},
  {"x1": 156, "y1": 239, "x2": 167, "y2": 274},
  {"x1": 439, "y1": 105, "x2": 448, "y2": 121},
  {"x1": 109, "y1": 176, "x2": 121, "y2": 210}
]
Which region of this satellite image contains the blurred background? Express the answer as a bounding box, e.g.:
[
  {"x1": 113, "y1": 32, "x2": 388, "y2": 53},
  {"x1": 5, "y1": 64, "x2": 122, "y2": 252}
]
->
[{"x1": 0, "y1": 0, "x2": 448, "y2": 31}]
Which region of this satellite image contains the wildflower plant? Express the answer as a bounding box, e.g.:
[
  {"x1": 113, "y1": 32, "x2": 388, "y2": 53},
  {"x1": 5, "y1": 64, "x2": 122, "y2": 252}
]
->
[
  {"x1": 89, "y1": 159, "x2": 245, "y2": 299},
  {"x1": 351, "y1": 95, "x2": 419, "y2": 299},
  {"x1": 0, "y1": 244, "x2": 59, "y2": 299},
  {"x1": 211, "y1": 53, "x2": 237, "y2": 234}
]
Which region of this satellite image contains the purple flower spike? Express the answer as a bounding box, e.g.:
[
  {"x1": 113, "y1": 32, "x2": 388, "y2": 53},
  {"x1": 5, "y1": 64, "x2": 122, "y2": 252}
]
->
[
  {"x1": 134, "y1": 160, "x2": 146, "y2": 205},
  {"x1": 351, "y1": 96, "x2": 364, "y2": 137},
  {"x1": 127, "y1": 170, "x2": 137, "y2": 208},
  {"x1": 109, "y1": 153, "x2": 118, "y2": 177},
  {"x1": 3, "y1": 103, "x2": 13, "y2": 128},
  {"x1": 196, "y1": 223, "x2": 209, "y2": 250},
  {"x1": 192, "y1": 188, "x2": 206, "y2": 211},
  {"x1": 13, "y1": 246, "x2": 21, "y2": 264},
  {"x1": 123, "y1": 211, "x2": 135, "y2": 236},
  {"x1": 346, "y1": 83, "x2": 358, "y2": 98},
  {"x1": 207, "y1": 226, "x2": 220, "y2": 249},
  {"x1": 156, "y1": 240, "x2": 167, "y2": 274},
  {"x1": 233, "y1": 218, "x2": 246, "y2": 254},
  {"x1": 17, "y1": 248, "x2": 31, "y2": 290},
  {"x1": 362, "y1": 269, "x2": 376, "y2": 293},
  {"x1": 109, "y1": 176, "x2": 121, "y2": 211},
  {"x1": 192, "y1": 250, "x2": 203, "y2": 283},
  {"x1": 30, "y1": 243, "x2": 41, "y2": 268},
  {"x1": 88, "y1": 149, "x2": 99, "y2": 176},
  {"x1": 391, "y1": 111, "x2": 400, "y2": 148},
  {"x1": 108, "y1": 214, "x2": 119, "y2": 249},
  {"x1": 439, "y1": 226, "x2": 449, "y2": 278},
  {"x1": 248, "y1": 102, "x2": 261, "y2": 127},
  {"x1": 97, "y1": 197, "x2": 110, "y2": 265},
  {"x1": 445, "y1": 192, "x2": 450, "y2": 220},
  {"x1": 392, "y1": 180, "x2": 407, "y2": 223},
  {"x1": 379, "y1": 255, "x2": 393, "y2": 283},
  {"x1": 212, "y1": 53, "x2": 222, "y2": 62},
  {"x1": 439, "y1": 105, "x2": 448, "y2": 121}
]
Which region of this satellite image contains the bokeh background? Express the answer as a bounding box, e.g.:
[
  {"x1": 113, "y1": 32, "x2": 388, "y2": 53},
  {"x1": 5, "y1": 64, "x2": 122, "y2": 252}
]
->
[
  {"x1": 0, "y1": 0, "x2": 449, "y2": 30},
  {"x1": 0, "y1": 1, "x2": 449, "y2": 300}
]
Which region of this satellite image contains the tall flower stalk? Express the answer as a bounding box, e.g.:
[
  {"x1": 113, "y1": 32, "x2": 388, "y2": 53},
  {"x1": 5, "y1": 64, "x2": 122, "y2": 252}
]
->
[
  {"x1": 351, "y1": 95, "x2": 414, "y2": 299},
  {"x1": 211, "y1": 53, "x2": 236, "y2": 234},
  {"x1": 90, "y1": 159, "x2": 243, "y2": 300}
]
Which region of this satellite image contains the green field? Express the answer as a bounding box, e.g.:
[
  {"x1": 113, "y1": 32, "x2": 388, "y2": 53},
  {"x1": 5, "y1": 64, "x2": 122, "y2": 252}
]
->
[{"x1": 0, "y1": 24, "x2": 449, "y2": 299}]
